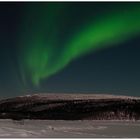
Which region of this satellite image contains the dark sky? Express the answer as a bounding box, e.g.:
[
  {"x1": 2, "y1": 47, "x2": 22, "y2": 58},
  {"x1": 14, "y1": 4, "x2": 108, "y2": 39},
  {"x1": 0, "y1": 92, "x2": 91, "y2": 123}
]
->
[{"x1": 0, "y1": 2, "x2": 140, "y2": 97}]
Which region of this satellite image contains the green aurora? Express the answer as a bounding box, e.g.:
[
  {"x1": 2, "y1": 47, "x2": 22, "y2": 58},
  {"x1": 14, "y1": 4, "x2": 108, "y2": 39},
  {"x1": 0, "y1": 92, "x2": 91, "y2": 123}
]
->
[{"x1": 18, "y1": 3, "x2": 140, "y2": 86}]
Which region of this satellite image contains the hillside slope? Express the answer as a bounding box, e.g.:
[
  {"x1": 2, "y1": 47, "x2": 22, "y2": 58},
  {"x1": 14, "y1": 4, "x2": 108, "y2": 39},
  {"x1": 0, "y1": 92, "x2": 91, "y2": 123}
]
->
[{"x1": 0, "y1": 94, "x2": 139, "y2": 120}]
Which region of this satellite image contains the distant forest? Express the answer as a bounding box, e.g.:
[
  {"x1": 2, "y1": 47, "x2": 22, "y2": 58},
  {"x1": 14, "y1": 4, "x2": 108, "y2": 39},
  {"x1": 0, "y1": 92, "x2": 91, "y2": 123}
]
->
[{"x1": 0, "y1": 96, "x2": 139, "y2": 120}]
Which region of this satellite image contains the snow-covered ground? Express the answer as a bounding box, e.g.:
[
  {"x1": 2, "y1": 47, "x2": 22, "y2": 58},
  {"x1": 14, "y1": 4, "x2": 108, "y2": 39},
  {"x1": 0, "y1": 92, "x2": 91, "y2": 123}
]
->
[{"x1": 0, "y1": 119, "x2": 139, "y2": 138}]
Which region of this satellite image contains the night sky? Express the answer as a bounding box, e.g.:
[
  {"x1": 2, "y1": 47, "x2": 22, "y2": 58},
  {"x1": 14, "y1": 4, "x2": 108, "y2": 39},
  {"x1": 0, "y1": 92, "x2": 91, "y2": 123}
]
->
[{"x1": 0, "y1": 2, "x2": 140, "y2": 97}]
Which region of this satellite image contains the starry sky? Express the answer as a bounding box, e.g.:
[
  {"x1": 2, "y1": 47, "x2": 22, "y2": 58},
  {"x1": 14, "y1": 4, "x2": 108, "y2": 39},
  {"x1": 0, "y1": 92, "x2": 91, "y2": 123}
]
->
[{"x1": 0, "y1": 2, "x2": 140, "y2": 97}]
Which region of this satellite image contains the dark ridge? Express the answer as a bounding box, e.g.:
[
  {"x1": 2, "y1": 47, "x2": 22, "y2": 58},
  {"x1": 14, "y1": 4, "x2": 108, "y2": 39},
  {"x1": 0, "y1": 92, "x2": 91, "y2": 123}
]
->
[{"x1": 0, "y1": 94, "x2": 140, "y2": 120}]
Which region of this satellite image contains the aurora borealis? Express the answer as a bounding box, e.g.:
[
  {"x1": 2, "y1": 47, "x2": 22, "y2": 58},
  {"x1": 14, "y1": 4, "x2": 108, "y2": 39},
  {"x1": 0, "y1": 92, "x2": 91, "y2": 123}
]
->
[
  {"x1": 19, "y1": 3, "x2": 140, "y2": 86},
  {"x1": 0, "y1": 2, "x2": 140, "y2": 97}
]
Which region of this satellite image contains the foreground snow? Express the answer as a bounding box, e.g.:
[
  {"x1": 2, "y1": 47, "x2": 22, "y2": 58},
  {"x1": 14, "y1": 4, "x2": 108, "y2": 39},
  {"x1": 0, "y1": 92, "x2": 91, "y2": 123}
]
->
[{"x1": 0, "y1": 119, "x2": 139, "y2": 138}]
